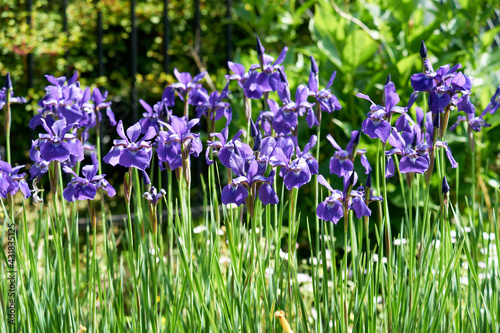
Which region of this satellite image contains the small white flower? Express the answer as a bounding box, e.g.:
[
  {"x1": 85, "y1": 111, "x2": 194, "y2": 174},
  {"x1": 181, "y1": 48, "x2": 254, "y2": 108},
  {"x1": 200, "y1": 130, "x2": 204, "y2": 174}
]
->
[
  {"x1": 219, "y1": 256, "x2": 230, "y2": 264},
  {"x1": 279, "y1": 249, "x2": 289, "y2": 261},
  {"x1": 483, "y1": 232, "x2": 495, "y2": 240},
  {"x1": 193, "y1": 225, "x2": 207, "y2": 234},
  {"x1": 393, "y1": 238, "x2": 407, "y2": 246},
  {"x1": 297, "y1": 273, "x2": 312, "y2": 284},
  {"x1": 431, "y1": 239, "x2": 441, "y2": 249},
  {"x1": 460, "y1": 276, "x2": 469, "y2": 285}
]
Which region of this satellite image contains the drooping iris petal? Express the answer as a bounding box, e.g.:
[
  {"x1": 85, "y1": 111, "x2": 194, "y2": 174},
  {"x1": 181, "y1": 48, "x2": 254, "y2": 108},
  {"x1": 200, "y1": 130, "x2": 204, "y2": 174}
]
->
[
  {"x1": 39, "y1": 141, "x2": 71, "y2": 162},
  {"x1": 258, "y1": 183, "x2": 279, "y2": 205},
  {"x1": 283, "y1": 159, "x2": 311, "y2": 190},
  {"x1": 362, "y1": 117, "x2": 392, "y2": 143},
  {"x1": 399, "y1": 156, "x2": 429, "y2": 174},
  {"x1": 350, "y1": 196, "x2": 371, "y2": 219},
  {"x1": 221, "y1": 184, "x2": 248, "y2": 206},
  {"x1": 316, "y1": 199, "x2": 343, "y2": 224},
  {"x1": 329, "y1": 157, "x2": 353, "y2": 178}
]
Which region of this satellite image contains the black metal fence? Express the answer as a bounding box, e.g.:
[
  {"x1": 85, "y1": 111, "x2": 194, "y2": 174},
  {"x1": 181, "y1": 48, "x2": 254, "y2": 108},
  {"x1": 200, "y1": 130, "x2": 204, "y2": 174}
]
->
[{"x1": 22, "y1": 0, "x2": 234, "y2": 122}]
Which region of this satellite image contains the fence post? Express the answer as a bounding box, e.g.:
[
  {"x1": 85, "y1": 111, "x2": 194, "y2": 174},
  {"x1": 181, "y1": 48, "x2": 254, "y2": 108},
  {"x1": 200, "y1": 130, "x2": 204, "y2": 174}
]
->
[
  {"x1": 97, "y1": 0, "x2": 104, "y2": 77},
  {"x1": 163, "y1": 0, "x2": 170, "y2": 74},
  {"x1": 62, "y1": 0, "x2": 69, "y2": 77},
  {"x1": 131, "y1": 0, "x2": 138, "y2": 122},
  {"x1": 194, "y1": 0, "x2": 201, "y2": 57},
  {"x1": 226, "y1": 0, "x2": 232, "y2": 67},
  {"x1": 27, "y1": 0, "x2": 33, "y2": 88}
]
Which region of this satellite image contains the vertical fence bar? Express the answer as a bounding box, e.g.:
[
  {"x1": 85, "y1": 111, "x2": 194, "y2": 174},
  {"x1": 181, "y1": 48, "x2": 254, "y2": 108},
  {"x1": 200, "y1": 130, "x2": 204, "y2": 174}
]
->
[
  {"x1": 131, "y1": 0, "x2": 138, "y2": 122},
  {"x1": 97, "y1": 0, "x2": 104, "y2": 77},
  {"x1": 226, "y1": 0, "x2": 232, "y2": 66},
  {"x1": 194, "y1": 0, "x2": 201, "y2": 57},
  {"x1": 62, "y1": 0, "x2": 69, "y2": 77},
  {"x1": 163, "y1": 0, "x2": 170, "y2": 74},
  {"x1": 27, "y1": 0, "x2": 34, "y2": 88}
]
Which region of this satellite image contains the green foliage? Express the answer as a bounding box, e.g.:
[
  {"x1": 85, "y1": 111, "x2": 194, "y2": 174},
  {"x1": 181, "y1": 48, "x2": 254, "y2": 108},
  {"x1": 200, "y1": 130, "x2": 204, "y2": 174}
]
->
[{"x1": 1, "y1": 1, "x2": 500, "y2": 332}]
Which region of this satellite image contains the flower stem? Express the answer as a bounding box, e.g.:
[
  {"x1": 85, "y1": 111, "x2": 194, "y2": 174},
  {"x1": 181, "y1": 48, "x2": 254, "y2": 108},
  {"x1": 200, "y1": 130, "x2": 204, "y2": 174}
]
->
[{"x1": 4, "y1": 86, "x2": 11, "y2": 164}]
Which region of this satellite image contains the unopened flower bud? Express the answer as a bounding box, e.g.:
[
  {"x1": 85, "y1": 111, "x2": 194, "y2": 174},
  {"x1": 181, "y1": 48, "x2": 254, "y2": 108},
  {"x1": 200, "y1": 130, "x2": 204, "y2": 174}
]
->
[
  {"x1": 310, "y1": 56, "x2": 319, "y2": 75},
  {"x1": 442, "y1": 176, "x2": 450, "y2": 195},
  {"x1": 5, "y1": 72, "x2": 12, "y2": 91},
  {"x1": 420, "y1": 40, "x2": 428, "y2": 59},
  {"x1": 256, "y1": 36, "x2": 265, "y2": 56}
]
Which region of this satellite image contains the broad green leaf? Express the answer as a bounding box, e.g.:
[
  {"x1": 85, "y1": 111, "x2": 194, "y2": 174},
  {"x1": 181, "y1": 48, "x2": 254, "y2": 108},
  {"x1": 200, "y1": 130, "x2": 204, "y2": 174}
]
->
[
  {"x1": 482, "y1": 25, "x2": 500, "y2": 48},
  {"x1": 342, "y1": 29, "x2": 378, "y2": 71}
]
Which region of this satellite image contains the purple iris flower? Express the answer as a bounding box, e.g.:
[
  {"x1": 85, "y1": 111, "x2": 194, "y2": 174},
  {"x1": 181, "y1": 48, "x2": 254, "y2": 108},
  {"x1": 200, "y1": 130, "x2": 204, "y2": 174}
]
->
[
  {"x1": 205, "y1": 127, "x2": 252, "y2": 167},
  {"x1": 156, "y1": 116, "x2": 202, "y2": 170},
  {"x1": 385, "y1": 126, "x2": 429, "y2": 175},
  {"x1": 143, "y1": 186, "x2": 166, "y2": 205},
  {"x1": 226, "y1": 61, "x2": 249, "y2": 86},
  {"x1": 255, "y1": 136, "x2": 277, "y2": 174},
  {"x1": 91, "y1": 87, "x2": 116, "y2": 126},
  {"x1": 221, "y1": 146, "x2": 278, "y2": 206},
  {"x1": 316, "y1": 172, "x2": 380, "y2": 224},
  {"x1": 29, "y1": 72, "x2": 115, "y2": 130},
  {"x1": 29, "y1": 72, "x2": 83, "y2": 129},
  {"x1": 411, "y1": 60, "x2": 471, "y2": 114},
  {"x1": 29, "y1": 147, "x2": 50, "y2": 181},
  {"x1": 30, "y1": 118, "x2": 84, "y2": 163},
  {"x1": 307, "y1": 56, "x2": 342, "y2": 115},
  {"x1": 192, "y1": 83, "x2": 232, "y2": 125},
  {"x1": 138, "y1": 88, "x2": 175, "y2": 134},
  {"x1": 357, "y1": 79, "x2": 406, "y2": 143},
  {"x1": 0, "y1": 157, "x2": 30, "y2": 199},
  {"x1": 270, "y1": 135, "x2": 318, "y2": 190},
  {"x1": 251, "y1": 38, "x2": 288, "y2": 92},
  {"x1": 103, "y1": 120, "x2": 156, "y2": 171},
  {"x1": 433, "y1": 140, "x2": 458, "y2": 168},
  {"x1": 482, "y1": 86, "x2": 500, "y2": 116},
  {"x1": 242, "y1": 70, "x2": 264, "y2": 99},
  {"x1": 411, "y1": 60, "x2": 461, "y2": 93},
  {"x1": 273, "y1": 81, "x2": 314, "y2": 134},
  {"x1": 256, "y1": 99, "x2": 279, "y2": 137},
  {"x1": 226, "y1": 61, "x2": 264, "y2": 100},
  {"x1": 450, "y1": 113, "x2": 490, "y2": 132},
  {"x1": 326, "y1": 131, "x2": 371, "y2": 177},
  {"x1": 0, "y1": 72, "x2": 27, "y2": 110},
  {"x1": 171, "y1": 68, "x2": 207, "y2": 102},
  {"x1": 62, "y1": 153, "x2": 115, "y2": 202}
]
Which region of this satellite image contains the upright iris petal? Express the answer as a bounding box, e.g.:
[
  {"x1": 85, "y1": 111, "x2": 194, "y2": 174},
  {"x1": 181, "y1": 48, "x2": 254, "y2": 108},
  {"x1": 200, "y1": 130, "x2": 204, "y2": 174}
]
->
[
  {"x1": 103, "y1": 120, "x2": 155, "y2": 171},
  {"x1": 357, "y1": 78, "x2": 406, "y2": 143}
]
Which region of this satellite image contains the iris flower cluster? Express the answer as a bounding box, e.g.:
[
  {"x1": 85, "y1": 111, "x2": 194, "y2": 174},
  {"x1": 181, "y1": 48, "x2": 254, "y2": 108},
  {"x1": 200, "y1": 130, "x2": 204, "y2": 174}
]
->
[
  {"x1": 207, "y1": 127, "x2": 279, "y2": 209},
  {"x1": 29, "y1": 72, "x2": 116, "y2": 134},
  {"x1": 316, "y1": 172, "x2": 381, "y2": 224},
  {"x1": 357, "y1": 74, "x2": 458, "y2": 179},
  {"x1": 9, "y1": 38, "x2": 497, "y2": 230},
  {"x1": 0, "y1": 155, "x2": 30, "y2": 199}
]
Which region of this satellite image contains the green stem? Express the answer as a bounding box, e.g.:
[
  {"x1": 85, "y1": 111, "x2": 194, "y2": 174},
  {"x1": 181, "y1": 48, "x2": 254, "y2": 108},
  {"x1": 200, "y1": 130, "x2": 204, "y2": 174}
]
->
[{"x1": 4, "y1": 87, "x2": 11, "y2": 164}]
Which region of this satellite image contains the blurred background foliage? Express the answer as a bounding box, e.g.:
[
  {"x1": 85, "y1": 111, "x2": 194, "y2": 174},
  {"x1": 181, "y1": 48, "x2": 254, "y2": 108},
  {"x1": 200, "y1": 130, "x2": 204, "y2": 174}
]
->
[{"x1": 1, "y1": 0, "x2": 500, "y2": 224}]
